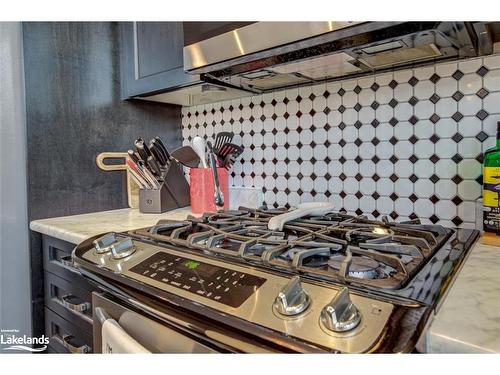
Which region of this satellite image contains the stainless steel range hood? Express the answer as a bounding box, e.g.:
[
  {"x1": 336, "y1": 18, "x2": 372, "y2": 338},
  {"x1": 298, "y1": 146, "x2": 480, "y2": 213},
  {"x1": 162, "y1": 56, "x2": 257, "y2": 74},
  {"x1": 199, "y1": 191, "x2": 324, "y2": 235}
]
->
[{"x1": 184, "y1": 22, "x2": 483, "y2": 93}]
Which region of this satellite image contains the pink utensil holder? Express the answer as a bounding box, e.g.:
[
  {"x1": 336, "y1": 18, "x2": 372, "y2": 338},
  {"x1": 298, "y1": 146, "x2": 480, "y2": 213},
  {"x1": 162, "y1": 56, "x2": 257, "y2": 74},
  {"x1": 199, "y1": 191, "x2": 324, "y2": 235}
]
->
[{"x1": 189, "y1": 167, "x2": 229, "y2": 214}]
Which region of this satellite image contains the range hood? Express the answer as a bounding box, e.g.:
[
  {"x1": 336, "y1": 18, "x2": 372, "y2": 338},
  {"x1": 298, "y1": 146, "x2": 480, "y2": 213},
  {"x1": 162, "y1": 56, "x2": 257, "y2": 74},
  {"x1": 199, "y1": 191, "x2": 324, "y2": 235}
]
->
[{"x1": 184, "y1": 22, "x2": 485, "y2": 93}]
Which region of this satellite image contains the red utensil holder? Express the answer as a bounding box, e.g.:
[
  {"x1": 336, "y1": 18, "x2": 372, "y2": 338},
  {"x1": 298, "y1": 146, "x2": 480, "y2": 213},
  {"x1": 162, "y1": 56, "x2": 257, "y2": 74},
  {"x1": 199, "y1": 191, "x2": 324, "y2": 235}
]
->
[{"x1": 189, "y1": 167, "x2": 229, "y2": 214}]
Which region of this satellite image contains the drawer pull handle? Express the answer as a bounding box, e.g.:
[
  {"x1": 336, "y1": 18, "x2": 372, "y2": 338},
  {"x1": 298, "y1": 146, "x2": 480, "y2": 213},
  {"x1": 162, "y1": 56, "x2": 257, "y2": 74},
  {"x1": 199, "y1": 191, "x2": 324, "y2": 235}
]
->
[
  {"x1": 60, "y1": 295, "x2": 91, "y2": 313},
  {"x1": 60, "y1": 255, "x2": 75, "y2": 268},
  {"x1": 56, "y1": 334, "x2": 91, "y2": 354}
]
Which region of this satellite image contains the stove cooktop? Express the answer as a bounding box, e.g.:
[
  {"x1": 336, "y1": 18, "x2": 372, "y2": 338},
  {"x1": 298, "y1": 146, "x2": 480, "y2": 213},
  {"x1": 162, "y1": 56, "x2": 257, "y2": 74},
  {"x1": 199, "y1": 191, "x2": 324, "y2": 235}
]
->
[{"x1": 72, "y1": 207, "x2": 479, "y2": 353}]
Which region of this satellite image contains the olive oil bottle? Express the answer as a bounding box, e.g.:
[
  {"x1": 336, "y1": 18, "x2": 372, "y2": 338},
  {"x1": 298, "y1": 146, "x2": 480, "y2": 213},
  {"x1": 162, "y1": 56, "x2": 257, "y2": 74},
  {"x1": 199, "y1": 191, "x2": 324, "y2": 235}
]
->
[{"x1": 483, "y1": 121, "x2": 500, "y2": 233}]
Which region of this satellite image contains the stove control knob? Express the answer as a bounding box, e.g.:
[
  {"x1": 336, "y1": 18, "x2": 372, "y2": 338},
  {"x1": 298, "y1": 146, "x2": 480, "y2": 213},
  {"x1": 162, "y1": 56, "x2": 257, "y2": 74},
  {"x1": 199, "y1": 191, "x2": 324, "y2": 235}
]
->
[
  {"x1": 320, "y1": 287, "x2": 361, "y2": 332},
  {"x1": 273, "y1": 276, "x2": 311, "y2": 316},
  {"x1": 110, "y1": 237, "x2": 136, "y2": 260},
  {"x1": 93, "y1": 232, "x2": 117, "y2": 254}
]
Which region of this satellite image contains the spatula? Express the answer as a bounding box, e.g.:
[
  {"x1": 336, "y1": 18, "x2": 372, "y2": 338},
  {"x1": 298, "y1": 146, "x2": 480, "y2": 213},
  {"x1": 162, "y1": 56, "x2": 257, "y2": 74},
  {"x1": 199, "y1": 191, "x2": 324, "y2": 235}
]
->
[
  {"x1": 213, "y1": 132, "x2": 234, "y2": 153},
  {"x1": 171, "y1": 146, "x2": 201, "y2": 168}
]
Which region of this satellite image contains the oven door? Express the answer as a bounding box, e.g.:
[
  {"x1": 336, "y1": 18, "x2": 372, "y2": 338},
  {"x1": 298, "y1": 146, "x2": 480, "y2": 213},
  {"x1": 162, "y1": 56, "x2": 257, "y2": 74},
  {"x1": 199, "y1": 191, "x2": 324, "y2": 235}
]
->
[{"x1": 92, "y1": 292, "x2": 219, "y2": 353}]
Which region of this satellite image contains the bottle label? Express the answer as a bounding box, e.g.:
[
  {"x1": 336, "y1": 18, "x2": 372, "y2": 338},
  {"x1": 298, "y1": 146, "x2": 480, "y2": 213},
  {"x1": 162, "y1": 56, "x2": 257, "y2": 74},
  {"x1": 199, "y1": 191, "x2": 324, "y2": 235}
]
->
[{"x1": 483, "y1": 166, "x2": 500, "y2": 232}]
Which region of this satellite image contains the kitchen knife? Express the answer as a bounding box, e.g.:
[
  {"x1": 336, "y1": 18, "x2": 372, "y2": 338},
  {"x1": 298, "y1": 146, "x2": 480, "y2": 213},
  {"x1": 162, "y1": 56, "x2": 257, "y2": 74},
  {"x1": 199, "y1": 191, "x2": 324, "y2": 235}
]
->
[
  {"x1": 134, "y1": 139, "x2": 152, "y2": 162},
  {"x1": 149, "y1": 141, "x2": 167, "y2": 167},
  {"x1": 126, "y1": 159, "x2": 152, "y2": 189},
  {"x1": 137, "y1": 160, "x2": 160, "y2": 190},
  {"x1": 127, "y1": 149, "x2": 141, "y2": 164},
  {"x1": 154, "y1": 136, "x2": 171, "y2": 160},
  {"x1": 146, "y1": 155, "x2": 162, "y2": 178}
]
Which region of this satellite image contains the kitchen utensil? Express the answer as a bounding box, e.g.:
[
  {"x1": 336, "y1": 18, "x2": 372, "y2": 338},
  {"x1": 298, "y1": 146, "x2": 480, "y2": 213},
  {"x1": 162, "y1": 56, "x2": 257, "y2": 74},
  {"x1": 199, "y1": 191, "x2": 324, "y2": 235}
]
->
[
  {"x1": 207, "y1": 141, "x2": 224, "y2": 208},
  {"x1": 192, "y1": 136, "x2": 208, "y2": 168},
  {"x1": 222, "y1": 151, "x2": 243, "y2": 170},
  {"x1": 125, "y1": 159, "x2": 151, "y2": 189},
  {"x1": 216, "y1": 143, "x2": 243, "y2": 169},
  {"x1": 154, "y1": 136, "x2": 171, "y2": 160},
  {"x1": 213, "y1": 132, "x2": 234, "y2": 153},
  {"x1": 95, "y1": 152, "x2": 139, "y2": 208},
  {"x1": 148, "y1": 141, "x2": 167, "y2": 167},
  {"x1": 127, "y1": 149, "x2": 141, "y2": 165},
  {"x1": 137, "y1": 160, "x2": 160, "y2": 190},
  {"x1": 171, "y1": 146, "x2": 200, "y2": 168},
  {"x1": 268, "y1": 202, "x2": 336, "y2": 231},
  {"x1": 217, "y1": 143, "x2": 243, "y2": 159},
  {"x1": 146, "y1": 155, "x2": 162, "y2": 178},
  {"x1": 134, "y1": 138, "x2": 151, "y2": 162}
]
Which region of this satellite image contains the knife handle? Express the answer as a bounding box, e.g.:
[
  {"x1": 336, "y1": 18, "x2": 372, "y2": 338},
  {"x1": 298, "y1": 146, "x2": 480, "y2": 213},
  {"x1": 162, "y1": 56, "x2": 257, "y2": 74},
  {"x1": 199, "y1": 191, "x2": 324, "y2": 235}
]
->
[
  {"x1": 135, "y1": 139, "x2": 151, "y2": 162},
  {"x1": 137, "y1": 160, "x2": 160, "y2": 190},
  {"x1": 147, "y1": 156, "x2": 162, "y2": 178},
  {"x1": 154, "y1": 136, "x2": 171, "y2": 160},
  {"x1": 126, "y1": 159, "x2": 151, "y2": 189},
  {"x1": 149, "y1": 142, "x2": 167, "y2": 166}
]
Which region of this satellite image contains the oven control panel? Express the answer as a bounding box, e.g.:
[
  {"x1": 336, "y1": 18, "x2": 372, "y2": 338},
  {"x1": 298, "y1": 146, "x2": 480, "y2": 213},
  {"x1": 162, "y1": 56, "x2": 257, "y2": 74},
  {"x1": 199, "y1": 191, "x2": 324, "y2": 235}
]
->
[{"x1": 129, "y1": 252, "x2": 266, "y2": 308}]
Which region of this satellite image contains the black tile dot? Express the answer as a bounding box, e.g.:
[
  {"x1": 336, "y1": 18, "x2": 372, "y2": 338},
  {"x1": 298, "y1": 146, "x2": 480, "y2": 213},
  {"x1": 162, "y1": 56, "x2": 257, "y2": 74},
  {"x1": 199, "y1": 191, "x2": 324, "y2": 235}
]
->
[
  {"x1": 476, "y1": 131, "x2": 489, "y2": 142},
  {"x1": 430, "y1": 93, "x2": 441, "y2": 104},
  {"x1": 452, "y1": 132, "x2": 464, "y2": 143},
  {"x1": 430, "y1": 73, "x2": 441, "y2": 84},
  {"x1": 452, "y1": 110, "x2": 464, "y2": 123},
  {"x1": 429, "y1": 214, "x2": 439, "y2": 224},
  {"x1": 476, "y1": 88, "x2": 489, "y2": 99},
  {"x1": 452, "y1": 216, "x2": 463, "y2": 226},
  {"x1": 476, "y1": 109, "x2": 489, "y2": 121},
  {"x1": 451, "y1": 153, "x2": 463, "y2": 164},
  {"x1": 477, "y1": 66, "x2": 489, "y2": 77},
  {"x1": 452, "y1": 69, "x2": 464, "y2": 80},
  {"x1": 389, "y1": 99, "x2": 399, "y2": 108},
  {"x1": 408, "y1": 77, "x2": 419, "y2": 86},
  {"x1": 430, "y1": 114, "x2": 441, "y2": 124}
]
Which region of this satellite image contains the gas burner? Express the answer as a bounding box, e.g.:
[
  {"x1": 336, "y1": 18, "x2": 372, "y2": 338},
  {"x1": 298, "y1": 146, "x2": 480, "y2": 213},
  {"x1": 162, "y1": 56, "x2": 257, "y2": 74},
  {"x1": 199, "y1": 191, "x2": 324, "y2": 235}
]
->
[
  {"x1": 328, "y1": 254, "x2": 380, "y2": 279},
  {"x1": 125, "y1": 207, "x2": 456, "y2": 290}
]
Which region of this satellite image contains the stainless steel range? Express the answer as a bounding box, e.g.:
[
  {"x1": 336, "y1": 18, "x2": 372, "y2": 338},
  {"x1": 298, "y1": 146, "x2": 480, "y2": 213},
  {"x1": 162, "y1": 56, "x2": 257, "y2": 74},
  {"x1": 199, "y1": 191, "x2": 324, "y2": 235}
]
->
[{"x1": 72, "y1": 206, "x2": 479, "y2": 353}]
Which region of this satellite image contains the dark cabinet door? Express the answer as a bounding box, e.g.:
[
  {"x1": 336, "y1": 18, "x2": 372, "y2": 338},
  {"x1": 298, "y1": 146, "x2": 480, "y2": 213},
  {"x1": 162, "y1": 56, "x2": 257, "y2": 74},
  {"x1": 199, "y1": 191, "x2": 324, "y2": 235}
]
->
[{"x1": 120, "y1": 22, "x2": 198, "y2": 99}]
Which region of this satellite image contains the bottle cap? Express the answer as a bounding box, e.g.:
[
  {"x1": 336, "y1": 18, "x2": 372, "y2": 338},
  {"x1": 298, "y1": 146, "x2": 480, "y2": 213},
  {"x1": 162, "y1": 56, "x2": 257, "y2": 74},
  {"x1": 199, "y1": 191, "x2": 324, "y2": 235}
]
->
[{"x1": 497, "y1": 121, "x2": 500, "y2": 132}]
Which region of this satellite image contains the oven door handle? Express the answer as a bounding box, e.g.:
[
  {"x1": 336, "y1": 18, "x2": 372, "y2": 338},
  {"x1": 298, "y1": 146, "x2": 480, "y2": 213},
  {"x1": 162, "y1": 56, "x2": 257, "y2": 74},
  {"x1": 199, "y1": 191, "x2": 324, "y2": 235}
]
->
[
  {"x1": 52, "y1": 334, "x2": 91, "y2": 354},
  {"x1": 95, "y1": 306, "x2": 112, "y2": 325}
]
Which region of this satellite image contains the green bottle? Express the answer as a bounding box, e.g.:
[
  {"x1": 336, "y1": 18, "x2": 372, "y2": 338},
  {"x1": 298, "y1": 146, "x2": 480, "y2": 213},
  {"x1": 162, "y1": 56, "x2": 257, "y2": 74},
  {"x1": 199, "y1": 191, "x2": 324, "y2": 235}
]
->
[{"x1": 483, "y1": 121, "x2": 500, "y2": 233}]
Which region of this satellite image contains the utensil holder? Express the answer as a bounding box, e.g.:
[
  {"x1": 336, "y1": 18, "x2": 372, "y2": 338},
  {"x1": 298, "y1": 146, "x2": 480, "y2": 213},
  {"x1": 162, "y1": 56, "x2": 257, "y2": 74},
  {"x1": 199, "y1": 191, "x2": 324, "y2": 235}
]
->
[
  {"x1": 139, "y1": 160, "x2": 190, "y2": 214},
  {"x1": 189, "y1": 167, "x2": 229, "y2": 214}
]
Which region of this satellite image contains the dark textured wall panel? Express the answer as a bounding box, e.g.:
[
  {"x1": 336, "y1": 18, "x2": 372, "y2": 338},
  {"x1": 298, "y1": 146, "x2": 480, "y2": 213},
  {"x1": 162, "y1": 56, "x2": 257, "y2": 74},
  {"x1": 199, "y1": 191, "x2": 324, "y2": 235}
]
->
[{"x1": 23, "y1": 22, "x2": 182, "y2": 220}]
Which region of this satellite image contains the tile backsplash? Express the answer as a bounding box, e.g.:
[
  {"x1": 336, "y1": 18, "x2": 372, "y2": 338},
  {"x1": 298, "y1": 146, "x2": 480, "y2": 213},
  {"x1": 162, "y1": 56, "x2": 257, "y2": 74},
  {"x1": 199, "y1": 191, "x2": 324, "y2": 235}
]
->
[{"x1": 182, "y1": 54, "x2": 500, "y2": 228}]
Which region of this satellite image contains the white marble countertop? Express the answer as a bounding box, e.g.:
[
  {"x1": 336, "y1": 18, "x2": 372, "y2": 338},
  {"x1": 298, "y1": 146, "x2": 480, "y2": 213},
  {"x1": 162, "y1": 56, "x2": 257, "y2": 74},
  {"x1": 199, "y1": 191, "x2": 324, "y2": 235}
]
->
[
  {"x1": 426, "y1": 239, "x2": 500, "y2": 353},
  {"x1": 30, "y1": 207, "x2": 195, "y2": 244}
]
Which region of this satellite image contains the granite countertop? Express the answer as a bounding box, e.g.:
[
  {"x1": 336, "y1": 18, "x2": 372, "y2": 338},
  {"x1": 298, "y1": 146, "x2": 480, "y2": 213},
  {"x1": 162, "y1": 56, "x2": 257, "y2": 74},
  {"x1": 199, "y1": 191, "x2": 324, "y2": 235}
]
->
[
  {"x1": 426, "y1": 240, "x2": 500, "y2": 353},
  {"x1": 29, "y1": 207, "x2": 195, "y2": 244}
]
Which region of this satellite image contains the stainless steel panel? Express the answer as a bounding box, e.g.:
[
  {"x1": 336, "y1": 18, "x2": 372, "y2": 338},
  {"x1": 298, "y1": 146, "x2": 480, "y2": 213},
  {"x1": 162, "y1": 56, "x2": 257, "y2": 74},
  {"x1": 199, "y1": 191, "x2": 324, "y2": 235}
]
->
[
  {"x1": 183, "y1": 21, "x2": 363, "y2": 71},
  {"x1": 141, "y1": 83, "x2": 253, "y2": 106},
  {"x1": 82, "y1": 240, "x2": 393, "y2": 353}
]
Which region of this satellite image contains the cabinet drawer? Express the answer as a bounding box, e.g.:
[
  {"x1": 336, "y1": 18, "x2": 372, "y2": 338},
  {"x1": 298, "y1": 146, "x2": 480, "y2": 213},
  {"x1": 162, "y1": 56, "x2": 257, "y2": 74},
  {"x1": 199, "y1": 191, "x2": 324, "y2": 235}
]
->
[
  {"x1": 44, "y1": 272, "x2": 94, "y2": 331},
  {"x1": 42, "y1": 235, "x2": 93, "y2": 289},
  {"x1": 45, "y1": 308, "x2": 93, "y2": 354}
]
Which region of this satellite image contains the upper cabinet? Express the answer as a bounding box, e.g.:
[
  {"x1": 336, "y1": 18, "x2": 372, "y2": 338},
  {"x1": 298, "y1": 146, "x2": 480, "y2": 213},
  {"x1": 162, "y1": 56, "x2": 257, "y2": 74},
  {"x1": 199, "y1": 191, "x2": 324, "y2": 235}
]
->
[
  {"x1": 119, "y1": 22, "x2": 198, "y2": 99},
  {"x1": 119, "y1": 22, "x2": 254, "y2": 106}
]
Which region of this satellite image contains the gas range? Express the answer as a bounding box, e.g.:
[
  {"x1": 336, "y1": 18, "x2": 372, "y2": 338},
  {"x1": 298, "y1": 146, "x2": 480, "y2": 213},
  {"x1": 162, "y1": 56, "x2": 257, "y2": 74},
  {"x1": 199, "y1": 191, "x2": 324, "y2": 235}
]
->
[{"x1": 72, "y1": 207, "x2": 479, "y2": 353}]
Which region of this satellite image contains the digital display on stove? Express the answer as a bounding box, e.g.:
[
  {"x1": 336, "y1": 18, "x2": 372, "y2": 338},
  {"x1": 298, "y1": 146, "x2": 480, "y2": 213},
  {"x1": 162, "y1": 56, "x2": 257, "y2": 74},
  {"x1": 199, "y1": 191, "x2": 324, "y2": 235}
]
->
[{"x1": 129, "y1": 252, "x2": 266, "y2": 308}]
